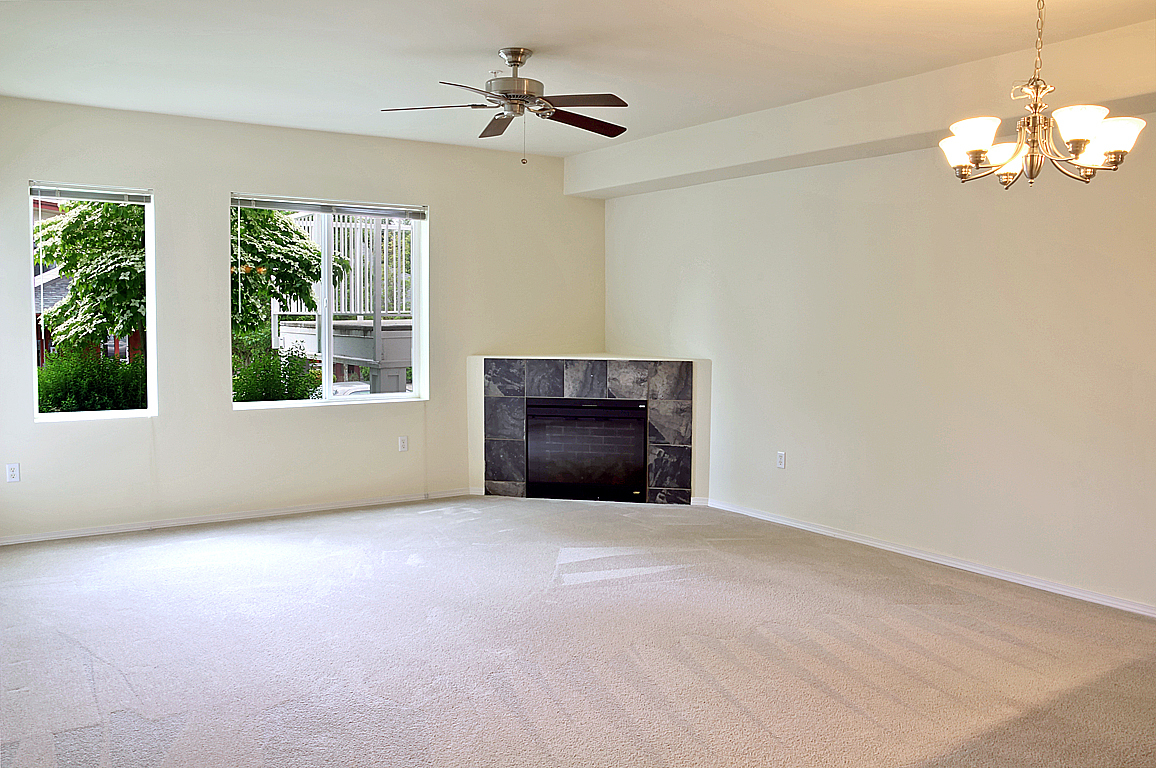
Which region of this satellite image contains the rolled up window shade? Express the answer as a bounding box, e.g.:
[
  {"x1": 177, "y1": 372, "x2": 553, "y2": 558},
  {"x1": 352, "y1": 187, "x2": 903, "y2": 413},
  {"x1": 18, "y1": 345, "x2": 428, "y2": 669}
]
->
[
  {"x1": 30, "y1": 182, "x2": 151, "y2": 204},
  {"x1": 231, "y1": 194, "x2": 426, "y2": 220}
]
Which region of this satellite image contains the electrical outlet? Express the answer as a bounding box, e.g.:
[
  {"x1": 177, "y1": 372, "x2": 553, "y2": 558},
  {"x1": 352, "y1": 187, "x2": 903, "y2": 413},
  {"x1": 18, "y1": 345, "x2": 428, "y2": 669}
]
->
[
  {"x1": 5, "y1": 463, "x2": 19, "y2": 483},
  {"x1": 776, "y1": 452, "x2": 786, "y2": 469},
  {"x1": 398, "y1": 436, "x2": 409, "y2": 452}
]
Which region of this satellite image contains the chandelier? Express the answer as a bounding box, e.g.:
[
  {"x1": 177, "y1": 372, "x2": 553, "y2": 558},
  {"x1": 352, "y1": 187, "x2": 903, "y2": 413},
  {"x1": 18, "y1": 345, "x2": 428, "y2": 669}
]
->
[{"x1": 939, "y1": 0, "x2": 1145, "y2": 188}]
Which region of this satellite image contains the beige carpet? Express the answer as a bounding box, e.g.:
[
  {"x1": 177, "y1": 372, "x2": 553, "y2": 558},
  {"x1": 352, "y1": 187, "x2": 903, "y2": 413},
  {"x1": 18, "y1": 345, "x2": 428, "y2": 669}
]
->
[{"x1": 2, "y1": 496, "x2": 1154, "y2": 767}]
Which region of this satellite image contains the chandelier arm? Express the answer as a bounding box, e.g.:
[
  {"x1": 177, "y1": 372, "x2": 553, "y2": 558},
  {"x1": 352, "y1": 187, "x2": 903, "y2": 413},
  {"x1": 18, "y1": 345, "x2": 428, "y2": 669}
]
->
[
  {"x1": 1038, "y1": 121, "x2": 1075, "y2": 161},
  {"x1": 963, "y1": 126, "x2": 1027, "y2": 176},
  {"x1": 1047, "y1": 157, "x2": 1092, "y2": 183},
  {"x1": 988, "y1": 127, "x2": 1032, "y2": 169},
  {"x1": 1002, "y1": 171, "x2": 1023, "y2": 189},
  {"x1": 1012, "y1": 127, "x2": 1029, "y2": 158},
  {"x1": 1055, "y1": 156, "x2": 1119, "y2": 172},
  {"x1": 959, "y1": 166, "x2": 1005, "y2": 183}
]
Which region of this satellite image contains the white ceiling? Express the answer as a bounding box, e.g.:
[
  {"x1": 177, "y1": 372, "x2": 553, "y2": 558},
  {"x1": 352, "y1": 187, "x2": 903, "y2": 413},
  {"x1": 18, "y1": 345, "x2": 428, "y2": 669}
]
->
[{"x1": 1, "y1": 0, "x2": 1152, "y2": 157}]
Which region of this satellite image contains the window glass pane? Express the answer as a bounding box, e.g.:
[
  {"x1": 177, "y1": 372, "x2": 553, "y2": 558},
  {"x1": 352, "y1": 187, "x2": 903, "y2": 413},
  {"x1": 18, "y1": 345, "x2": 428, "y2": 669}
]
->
[
  {"x1": 231, "y1": 207, "x2": 324, "y2": 402},
  {"x1": 329, "y1": 214, "x2": 414, "y2": 398},
  {"x1": 231, "y1": 198, "x2": 422, "y2": 404},
  {"x1": 31, "y1": 188, "x2": 152, "y2": 415}
]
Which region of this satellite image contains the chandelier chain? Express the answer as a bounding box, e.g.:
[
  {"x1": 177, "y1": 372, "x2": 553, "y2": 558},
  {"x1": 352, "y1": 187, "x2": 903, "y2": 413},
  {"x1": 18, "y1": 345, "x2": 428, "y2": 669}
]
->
[{"x1": 1033, "y1": 0, "x2": 1046, "y2": 82}]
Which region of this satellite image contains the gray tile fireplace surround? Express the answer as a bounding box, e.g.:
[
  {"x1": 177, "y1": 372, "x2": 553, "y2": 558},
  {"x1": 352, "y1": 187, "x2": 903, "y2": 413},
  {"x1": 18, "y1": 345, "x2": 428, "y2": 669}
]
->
[{"x1": 483, "y1": 358, "x2": 693, "y2": 504}]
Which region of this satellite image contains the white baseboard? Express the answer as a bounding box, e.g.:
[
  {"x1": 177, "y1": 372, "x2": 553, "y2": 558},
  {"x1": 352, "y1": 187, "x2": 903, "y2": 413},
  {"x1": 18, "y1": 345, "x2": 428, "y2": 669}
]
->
[
  {"x1": 708, "y1": 498, "x2": 1156, "y2": 620},
  {"x1": 427, "y1": 488, "x2": 475, "y2": 500},
  {"x1": 691, "y1": 496, "x2": 710, "y2": 507},
  {"x1": 0, "y1": 489, "x2": 475, "y2": 547}
]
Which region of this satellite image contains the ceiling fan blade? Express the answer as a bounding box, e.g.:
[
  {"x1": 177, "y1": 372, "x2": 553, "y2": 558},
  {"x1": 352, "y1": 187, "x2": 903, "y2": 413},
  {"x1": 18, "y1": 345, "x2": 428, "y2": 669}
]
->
[
  {"x1": 545, "y1": 108, "x2": 627, "y2": 138},
  {"x1": 381, "y1": 103, "x2": 495, "y2": 112},
  {"x1": 542, "y1": 94, "x2": 628, "y2": 108},
  {"x1": 479, "y1": 114, "x2": 515, "y2": 138},
  {"x1": 440, "y1": 81, "x2": 506, "y2": 102}
]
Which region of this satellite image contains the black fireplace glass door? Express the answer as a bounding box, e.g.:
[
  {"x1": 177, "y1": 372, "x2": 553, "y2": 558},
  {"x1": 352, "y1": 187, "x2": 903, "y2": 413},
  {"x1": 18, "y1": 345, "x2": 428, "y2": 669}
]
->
[{"x1": 525, "y1": 398, "x2": 647, "y2": 502}]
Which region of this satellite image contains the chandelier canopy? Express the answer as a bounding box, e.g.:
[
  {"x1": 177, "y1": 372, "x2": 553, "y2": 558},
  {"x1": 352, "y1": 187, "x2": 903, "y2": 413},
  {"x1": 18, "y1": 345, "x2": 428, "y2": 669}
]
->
[{"x1": 940, "y1": 0, "x2": 1145, "y2": 188}]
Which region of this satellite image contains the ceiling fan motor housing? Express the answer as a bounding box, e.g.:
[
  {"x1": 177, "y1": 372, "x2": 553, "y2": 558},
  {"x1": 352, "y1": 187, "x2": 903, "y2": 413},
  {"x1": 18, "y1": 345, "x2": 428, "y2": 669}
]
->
[{"x1": 485, "y1": 76, "x2": 545, "y2": 101}]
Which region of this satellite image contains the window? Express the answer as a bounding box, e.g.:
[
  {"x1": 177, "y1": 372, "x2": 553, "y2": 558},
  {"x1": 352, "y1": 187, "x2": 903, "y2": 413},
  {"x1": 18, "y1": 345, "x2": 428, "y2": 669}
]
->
[
  {"x1": 230, "y1": 195, "x2": 428, "y2": 406},
  {"x1": 30, "y1": 183, "x2": 156, "y2": 418}
]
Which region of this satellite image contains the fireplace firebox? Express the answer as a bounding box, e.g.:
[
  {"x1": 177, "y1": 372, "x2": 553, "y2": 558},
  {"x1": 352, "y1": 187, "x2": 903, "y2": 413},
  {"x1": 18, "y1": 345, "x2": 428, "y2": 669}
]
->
[{"x1": 525, "y1": 397, "x2": 647, "y2": 502}]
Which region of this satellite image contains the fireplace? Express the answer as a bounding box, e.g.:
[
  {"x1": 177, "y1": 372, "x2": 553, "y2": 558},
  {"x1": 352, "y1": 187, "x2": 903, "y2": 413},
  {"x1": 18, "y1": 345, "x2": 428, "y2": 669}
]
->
[
  {"x1": 525, "y1": 397, "x2": 647, "y2": 502},
  {"x1": 474, "y1": 357, "x2": 698, "y2": 504}
]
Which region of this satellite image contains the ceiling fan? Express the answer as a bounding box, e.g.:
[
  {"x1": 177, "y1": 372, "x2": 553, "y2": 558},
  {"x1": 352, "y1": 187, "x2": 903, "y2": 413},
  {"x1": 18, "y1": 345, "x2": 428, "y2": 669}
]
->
[{"x1": 381, "y1": 47, "x2": 628, "y2": 139}]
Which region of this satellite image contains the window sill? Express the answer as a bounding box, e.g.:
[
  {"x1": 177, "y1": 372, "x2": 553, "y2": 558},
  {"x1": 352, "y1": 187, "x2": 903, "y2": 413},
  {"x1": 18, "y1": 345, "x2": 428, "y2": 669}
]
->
[
  {"x1": 232, "y1": 392, "x2": 426, "y2": 411},
  {"x1": 35, "y1": 408, "x2": 156, "y2": 423}
]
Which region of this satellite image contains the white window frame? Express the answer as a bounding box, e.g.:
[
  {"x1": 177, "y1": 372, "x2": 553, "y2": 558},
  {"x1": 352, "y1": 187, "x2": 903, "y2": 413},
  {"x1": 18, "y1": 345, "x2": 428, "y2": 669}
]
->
[
  {"x1": 29, "y1": 182, "x2": 158, "y2": 422},
  {"x1": 230, "y1": 194, "x2": 429, "y2": 409}
]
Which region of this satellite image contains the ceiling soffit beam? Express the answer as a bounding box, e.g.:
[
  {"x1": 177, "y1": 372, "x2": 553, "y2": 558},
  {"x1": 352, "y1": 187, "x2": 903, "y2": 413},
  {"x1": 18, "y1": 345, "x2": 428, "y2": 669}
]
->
[{"x1": 564, "y1": 21, "x2": 1156, "y2": 199}]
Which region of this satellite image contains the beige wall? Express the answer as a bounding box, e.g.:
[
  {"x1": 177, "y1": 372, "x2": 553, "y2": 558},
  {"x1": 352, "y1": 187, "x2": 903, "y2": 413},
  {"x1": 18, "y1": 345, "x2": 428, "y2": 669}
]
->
[
  {"x1": 0, "y1": 96, "x2": 606, "y2": 538},
  {"x1": 604, "y1": 114, "x2": 1156, "y2": 608}
]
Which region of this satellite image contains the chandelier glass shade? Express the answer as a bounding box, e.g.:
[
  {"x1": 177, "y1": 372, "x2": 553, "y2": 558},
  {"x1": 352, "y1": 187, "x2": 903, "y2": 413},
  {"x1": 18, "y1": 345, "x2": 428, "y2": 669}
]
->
[{"x1": 940, "y1": 0, "x2": 1145, "y2": 188}]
